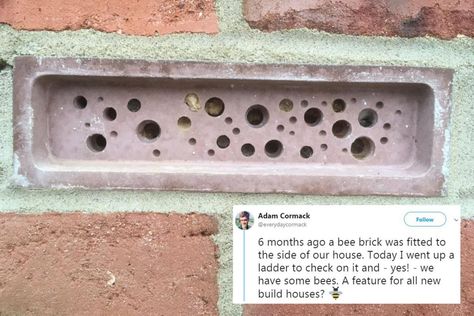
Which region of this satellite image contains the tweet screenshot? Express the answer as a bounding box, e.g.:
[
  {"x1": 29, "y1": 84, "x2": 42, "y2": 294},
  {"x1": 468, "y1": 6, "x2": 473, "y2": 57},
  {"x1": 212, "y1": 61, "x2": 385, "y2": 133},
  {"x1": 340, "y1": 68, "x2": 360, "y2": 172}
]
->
[{"x1": 233, "y1": 205, "x2": 460, "y2": 304}]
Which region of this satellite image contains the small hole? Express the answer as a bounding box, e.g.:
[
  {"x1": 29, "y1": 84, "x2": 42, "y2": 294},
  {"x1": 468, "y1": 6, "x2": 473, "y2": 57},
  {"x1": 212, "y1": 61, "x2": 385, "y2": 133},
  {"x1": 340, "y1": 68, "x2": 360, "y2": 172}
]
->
[
  {"x1": 110, "y1": 131, "x2": 118, "y2": 138},
  {"x1": 216, "y1": 135, "x2": 230, "y2": 149},
  {"x1": 241, "y1": 143, "x2": 255, "y2": 157},
  {"x1": 380, "y1": 137, "x2": 388, "y2": 144},
  {"x1": 383, "y1": 123, "x2": 391, "y2": 130},
  {"x1": 189, "y1": 138, "x2": 196, "y2": 145},
  {"x1": 225, "y1": 117, "x2": 233, "y2": 124},
  {"x1": 351, "y1": 137, "x2": 375, "y2": 160},
  {"x1": 395, "y1": 110, "x2": 402, "y2": 115},
  {"x1": 178, "y1": 116, "x2": 192, "y2": 130},
  {"x1": 376, "y1": 101, "x2": 384, "y2": 109},
  {"x1": 153, "y1": 149, "x2": 161, "y2": 157},
  {"x1": 351, "y1": 98, "x2": 357, "y2": 103},
  {"x1": 358, "y1": 108, "x2": 378, "y2": 127},
  {"x1": 103, "y1": 107, "x2": 117, "y2": 121},
  {"x1": 321, "y1": 144, "x2": 328, "y2": 151},
  {"x1": 332, "y1": 99, "x2": 346, "y2": 112},
  {"x1": 279, "y1": 99, "x2": 293, "y2": 112},
  {"x1": 300, "y1": 146, "x2": 313, "y2": 159},
  {"x1": 304, "y1": 108, "x2": 323, "y2": 126},
  {"x1": 301, "y1": 100, "x2": 308, "y2": 107},
  {"x1": 208, "y1": 149, "x2": 215, "y2": 156},
  {"x1": 321, "y1": 101, "x2": 327, "y2": 106},
  {"x1": 264, "y1": 140, "x2": 283, "y2": 158},
  {"x1": 205, "y1": 97, "x2": 225, "y2": 117},
  {"x1": 319, "y1": 130, "x2": 326, "y2": 136},
  {"x1": 87, "y1": 134, "x2": 106, "y2": 152},
  {"x1": 342, "y1": 148, "x2": 348, "y2": 153},
  {"x1": 332, "y1": 120, "x2": 352, "y2": 138},
  {"x1": 74, "y1": 96, "x2": 87, "y2": 109},
  {"x1": 232, "y1": 128, "x2": 240, "y2": 135},
  {"x1": 137, "y1": 120, "x2": 160, "y2": 142},
  {"x1": 277, "y1": 125, "x2": 285, "y2": 132},
  {"x1": 289, "y1": 116, "x2": 297, "y2": 124},
  {"x1": 185, "y1": 93, "x2": 200, "y2": 112},
  {"x1": 98, "y1": 97, "x2": 104, "y2": 102},
  {"x1": 85, "y1": 123, "x2": 91, "y2": 128},
  {"x1": 246, "y1": 105, "x2": 269, "y2": 127},
  {"x1": 289, "y1": 131, "x2": 295, "y2": 136},
  {"x1": 127, "y1": 99, "x2": 141, "y2": 112}
]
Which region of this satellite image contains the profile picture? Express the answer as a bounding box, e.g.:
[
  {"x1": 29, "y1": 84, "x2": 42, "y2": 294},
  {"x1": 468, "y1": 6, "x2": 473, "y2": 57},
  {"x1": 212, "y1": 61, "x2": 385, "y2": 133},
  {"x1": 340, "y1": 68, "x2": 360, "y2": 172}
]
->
[{"x1": 235, "y1": 211, "x2": 254, "y2": 230}]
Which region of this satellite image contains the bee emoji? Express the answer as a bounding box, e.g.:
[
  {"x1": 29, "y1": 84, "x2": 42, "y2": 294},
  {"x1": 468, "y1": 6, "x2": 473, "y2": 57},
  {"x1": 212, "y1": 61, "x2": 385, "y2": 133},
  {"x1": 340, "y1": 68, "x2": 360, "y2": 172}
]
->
[{"x1": 330, "y1": 287, "x2": 342, "y2": 300}]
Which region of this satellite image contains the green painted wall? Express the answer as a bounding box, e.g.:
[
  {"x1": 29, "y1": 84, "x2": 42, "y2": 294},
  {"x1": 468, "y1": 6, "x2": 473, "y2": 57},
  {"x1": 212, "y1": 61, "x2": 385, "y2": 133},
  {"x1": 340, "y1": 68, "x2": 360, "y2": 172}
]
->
[{"x1": 1, "y1": 1, "x2": 473, "y2": 314}]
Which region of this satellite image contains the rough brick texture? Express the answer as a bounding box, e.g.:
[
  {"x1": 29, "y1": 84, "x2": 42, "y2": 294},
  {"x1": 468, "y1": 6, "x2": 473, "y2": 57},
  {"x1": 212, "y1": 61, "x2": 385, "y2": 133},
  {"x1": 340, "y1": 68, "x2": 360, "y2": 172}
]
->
[
  {"x1": 244, "y1": 0, "x2": 474, "y2": 39},
  {"x1": 0, "y1": 213, "x2": 219, "y2": 315},
  {"x1": 245, "y1": 220, "x2": 474, "y2": 315},
  {"x1": 0, "y1": 0, "x2": 218, "y2": 35}
]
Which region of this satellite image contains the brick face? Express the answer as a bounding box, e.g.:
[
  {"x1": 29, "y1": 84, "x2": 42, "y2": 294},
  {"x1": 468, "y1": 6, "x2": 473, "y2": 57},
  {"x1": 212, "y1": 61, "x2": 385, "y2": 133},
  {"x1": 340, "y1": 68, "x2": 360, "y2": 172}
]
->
[
  {"x1": 0, "y1": 0, "x2": 218, "y2": 35},
  {"x1": 244, "y1": 0, "x2": 474, "y2": 39},
  {"x1": 0, "y1": 213, "x2": 219, "y2": 315}
]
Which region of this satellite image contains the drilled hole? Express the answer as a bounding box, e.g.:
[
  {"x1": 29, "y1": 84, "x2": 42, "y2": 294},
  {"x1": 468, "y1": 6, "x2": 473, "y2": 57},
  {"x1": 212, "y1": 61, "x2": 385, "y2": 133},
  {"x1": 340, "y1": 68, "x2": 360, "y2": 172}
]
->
[
  {"x1": 185, "y1": 93, "x2": 200, "y2": 112},
  {"x1": 351, "y1": 137, "x2": 375, "y2": 160},
  {"x1": 301, "y1": 100, "x2": 308, "y2": 107},
  {"x1": 289, "y1": 131, "x2": 295, "y2": 136},
  {"x1": 289, "y1": 116, "x2": 297, "y2": 124},
  {"x1": 189, "y1": 138, "x2": 196, "y2": 145},
  {"x1": 351, "y1": 98, "x2": 357, "y2": 103},
  {"x1": 332, "y1": 120, "x2": 352, "y2": 138},
  {"x1": 225, "y1": 117, "x2": 233, "y2": 124},
  {"x1": 241, "y1": 143, "x2": 255, "y2": 157},
  {"x1": 85, "y1": 122, "x2": 91, "y2": 128},
  {"x1": 265, "y1": 140, "x2": 283, "y2": 158},
  {"x1": 304, "y1": 108, "x2": 323, "y2": 126},
  {"x1": 342, "y1": 148, "x2": 348, "y2": 153},
  {"x1": 319, "y1": 130, "x2": 327, "y2": 136},
  {"x1": 217, "y1": 135, "x2": 230, "y2": 149},
  {"x1": 98, "y1": 97, "x2": 104, "y2": 102},
  {"x1": 380, "y1": 137, "x2": 388, "y2": 144},
  {"x1": 208, "y1": 149, "x2": 215, "y2": 156},
  {"x1": 332, "y1": 99, "x2": 346, "y2": 112},
  {"x1": 246, "y1": 105, "x2": 269, "y2": 127},
  {"x1": 178, "y1": 116, "x2": 192, "y2": 130},
  {"x1": 277, "y1": 125, "x2": 285, "y2": 132},
  {"x1": 300, "y1": 146, "x2": 313, "y2": 159},
  {"x1": 383, "y1": 123, "x2": 391, "y2": 130},
  {"x1": 137, "y1": 120, "x2": 160, "y2": 142},
  {"x1": 321, "y1": 144, "x2": 328, "y2": 151},
  {"x1": 358, "y1": 108, "x2": 378, "y2": 127},
  {"x1": 376, "y1": 101, "x2": 384, "y2": 109},
  {"x1": 153, "y1": 149, "x2": 161, "y2": 157},
  {"x1": 74, "y1": 96, "x2": 87, "y2": 109},
  {"x1": 279, "y1": 99, "x2": 293, "y2": 112},
  {"x1": 127, "y1": 99, "x2": 141, "y2": 112},
  {"x1": 110, "y1": 131, "x2": 118, "y2": 138},
  {"x1": 103, "y1": 107, "x2": 117, "y2": 121},
  {"x1": 321, "y1": 101, "x2": 327, "y2": 106},
  {"x1": 205, "y1": 97, "x2": 225, "y2": 117},
  {"x1": 232, "y1": 128, "x2": 240, "y2": 135},
  {"x1": 87, "y1": 134, "x2": 106, "y2": 152},
  {"x1": 396, "y1": 110, "x2": 402, "y2": 115}
]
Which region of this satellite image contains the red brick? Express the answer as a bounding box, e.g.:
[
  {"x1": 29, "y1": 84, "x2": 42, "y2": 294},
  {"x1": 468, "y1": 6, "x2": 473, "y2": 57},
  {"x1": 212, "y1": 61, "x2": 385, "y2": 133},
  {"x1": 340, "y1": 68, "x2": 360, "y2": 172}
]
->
[
  {"x1": 0, "y1": 0, "x2": 218, "y2": 35},
  {"x1": 0, "y1": 212, "x2": 219, "y2": 315},
  {"x1": 244, "y1": 220, "x2": 474, "y2": 315},
  {"x1": 244, "y1": 0, "x2": 474, "y2": 39}
]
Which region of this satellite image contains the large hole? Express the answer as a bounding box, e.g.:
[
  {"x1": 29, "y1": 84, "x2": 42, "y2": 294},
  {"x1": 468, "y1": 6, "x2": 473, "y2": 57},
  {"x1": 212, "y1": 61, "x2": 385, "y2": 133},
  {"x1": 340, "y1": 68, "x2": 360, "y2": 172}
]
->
[
  {"x1": 300, "y1": 146, "x2": 313, "y2": 159},
  {"x1": 205, "y1": 97, "x2": 225, "y2": 117},
  {"x1": 264, "y1": 140, "x2": 283, "y2": 158},
  {"x1": 358, "y1": 108, "x2": 378, "y2": 127},
  {"x1": 177, "y1": 116, "x2": 192, "y2": 130},
  {"x1": 241, "y1": 143, "x2": 255, "y2": 157},
  {"x1": 137, "y1": 120, "x2": 160, "y2": 142},
  {"x1": 332, "y1": 99, "x2": 346, "y2": 112},
  {"x1": 279, "y1": 99, "x2": 293, "y2": 112},
  {"x1": 87, "y1": 134, "x2": 106, "y2": 152},
  {"x1": 103, "y1": 107, "x2": 117, "y2": 121},
  {"x1": 74, "y1": 96, "x2": 87, "y2": 109},
  {"x1": 351, "y1": 137, "x2": 375, "y2": 160},
  {"x1": 246, "y1": 105, "x2": 269, "y2": 127},
  {"x1": 185, "y1": 93, "x2": 200, "y2": 112},
  {"x1": 127, "y1": 99, "x2": 141, "y2": 112},
  {"x1": 304, "y1": 108, "x2": 323, "y2": 126},
  {"x1": 332, "y1": 120, "x2": 352, "y2": 138},
  {"x1": 216, "y1": 135, "x2": 230, "y2": 149}
]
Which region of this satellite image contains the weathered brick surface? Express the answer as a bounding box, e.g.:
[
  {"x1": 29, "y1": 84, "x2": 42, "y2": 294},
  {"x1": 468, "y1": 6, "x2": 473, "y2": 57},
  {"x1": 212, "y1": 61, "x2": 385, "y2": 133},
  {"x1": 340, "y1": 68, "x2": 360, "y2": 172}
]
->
[
  {"x1": 0, "y1": 0, "x2": 218, "y2": 35},
  {"x1": 244, "y1": 0, "x2": 474, "y2": 39},
  {"x1": 0, "y1": 213, "x2": 219, "y2": 315},
  {"x1": 244, "y1": 220, "x2": 474, "y2": 315}
]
